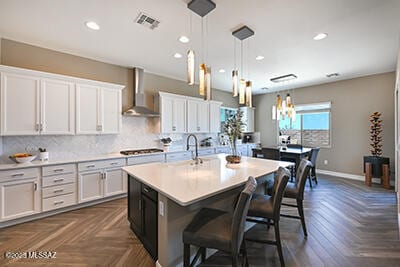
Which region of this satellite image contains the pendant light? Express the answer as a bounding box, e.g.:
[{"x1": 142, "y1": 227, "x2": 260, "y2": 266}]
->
[
  {"x1": 187, "y1": 50, "x2": 195, "y2": 85},
  {"x1": 272, "y1": 91, "x2": 296, "y2": 121},
  {"x1": 232, "y1": 25, "x2": 254, "y2": 106},
  {"x1": 232, "y1": 39, "x2": 238, "y2": 96},
  {"x1": 187, "y1": 0, "x2": 216, "y2": 99}
]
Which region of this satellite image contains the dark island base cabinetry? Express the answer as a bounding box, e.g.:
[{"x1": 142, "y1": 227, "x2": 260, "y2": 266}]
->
[{"x1": 128, "y1": 175, "x2": 158, "y2": 260}]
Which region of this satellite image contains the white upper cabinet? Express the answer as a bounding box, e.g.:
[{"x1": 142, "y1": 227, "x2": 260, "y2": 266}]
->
[
  {"x1": 240, "y1": 106, "x2": 255, "y2": 133},
  {"x1": 0, "y1": 65, "x2": 123, "y2": 136},
  {"x1": 187, "y1": 99, "x2": 209, "y2": 133},
  {"x1": 159, "y1": 93, "x2": 186, "y2": 133},
  {"x1": 41, "y1": 78, "x2": 75, "y2": 135},
  {"x1": 76, "y1": 85, "x2": 122, "y2": 135},
  {"x1": 209, "y1": 101, "x2": 222, "y2": 133},
  {"x1": 76, "y1": 84, "x2": 101, "y2": 134},
  {"x1": 102, "y1": 88, "x2": 122, "y2": 134},
  {"x1": 1, "y1": 72, "x2": 40, "y2": 135}
]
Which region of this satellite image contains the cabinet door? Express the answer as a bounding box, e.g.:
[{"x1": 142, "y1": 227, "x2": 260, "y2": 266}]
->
[
  {"x1": 41, "y1": 78, "x2": 75, "y2": 135},
  {"x1": 240, "y1": 107, "x2": 255, "y2": 133},
  {"x1": 187, "y1": 100, "x2": 209, "y2": 133},
  {"x1": 187, "y1": 100, "x2": 198, "y2": 133},
  {"x1": 1, "y1": 72, "x2": 40, "y2": 135},
  {"x1": 197, "y1": 101, "x2": 209, "y2": 132},
  {"x1": 128, "y1": 176, "x2": 142, "y2": 234},
  {"x1": 104, "y1": 168, "x2": 126, "y2": 196},
  {"x1": 160, "y1": 96, "x2": 174, "y2": 133},
  {"x1": 0, "y1": 178, "x2": 40, "y2": 221},
  {"x1": 209, "y1": 102, "x2": 221, "y2": 133},
  {"x1": 142, "y1": 194, "x2": 158, "y2": 259},
  {"x1": 173, "y1": 98, "x2": 186, "y2": 133},
  {"x1": 78, "y1": 171, "x2": 103, "y2": 203},
  {"x1": 101, "y1": 88, "x2": 121, "y2": 134},
  {"x1": 76, "y1": 84, "x2": 100, "y2": 134}
]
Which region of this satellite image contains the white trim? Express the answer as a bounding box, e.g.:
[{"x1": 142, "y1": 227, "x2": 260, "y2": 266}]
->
[
  {"x1": 155, "y1": 260, "x2": 162, "y2": 267},
  {"x1": 317, "y1": 169, "x2": 395, "y2": 186}
]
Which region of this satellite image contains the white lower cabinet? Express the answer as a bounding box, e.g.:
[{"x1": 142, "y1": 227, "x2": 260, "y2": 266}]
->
[
  {"x1": 78, "y1": 159, "x2": 127, "y2": 203},
  {"x1": 0, "y1": 168, "x2": 40, "y2": 222}
]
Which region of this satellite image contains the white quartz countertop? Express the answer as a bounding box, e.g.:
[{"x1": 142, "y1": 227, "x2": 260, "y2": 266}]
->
[{"x1": 122, "y1": 154, "x2": 292, "y2": 206}]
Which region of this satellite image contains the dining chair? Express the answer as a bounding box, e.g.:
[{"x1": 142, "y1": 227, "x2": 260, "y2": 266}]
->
[
  {"x1": 182, "y1": 176, "x2": 257, "y2": 267},
  {"x1": 307, "y1": 147, "x2": 320, "y2": 187},
  {"x1": 281, "y1": 159, "x2": 312, "y2": 236},
  {"x1": 259, "y1": 147, "x2": 281, "y2": 160},
  {"x1": 245, "y1": 167, "x2": 290, "y2": 266}
]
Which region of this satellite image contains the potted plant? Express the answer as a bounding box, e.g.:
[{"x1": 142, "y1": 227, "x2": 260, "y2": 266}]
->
[
  {"x1": 160, "y1": 137, "x2": 172, "y2": 152},
  {"x1": 39, "y1": 147, "x2": 49, "y2": 161},
  {"x1": 224, "y1": 109, "x2": 245, "y2": 164}
]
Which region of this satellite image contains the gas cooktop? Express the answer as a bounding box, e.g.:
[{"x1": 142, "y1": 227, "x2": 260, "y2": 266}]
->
[{"x1": 120, "y1": 148, "x2": 164, "y2": 156}]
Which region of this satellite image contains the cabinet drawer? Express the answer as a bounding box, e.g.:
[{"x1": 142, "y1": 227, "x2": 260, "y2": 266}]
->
[
  {"x1": 128, "y1": 154, "x2": 165, "y2": 165},
  {"x1": 142, "y1": 184, "x2": 158, "y2": 202},
  {"x1": 42, "y1": 164, "x2": 75, "y2": 177},
  {"x1": 42, "y1": 193, "x2": 76, "y2": 212},
  {"x1": 42, "y1": 183, "x2": 75, "y2": 198},
  {"x1": 216, "y1": 147, "x2": 231, "y2": 154},
  {"x1": 78, "y1": 158, "x2": 125, "y2": 172},
  {"x1": 198, "y1": 149, "x2": 215, "y2": 156},
  {"x1": 165, "y1": 151, "x2": 192, "y2": 162},
  {"x1": 42, "y1": 173, "x2": 76, "y2": 187},
  {"x1": 0, "y1": 168, "x2": 40, "y2": 182}
]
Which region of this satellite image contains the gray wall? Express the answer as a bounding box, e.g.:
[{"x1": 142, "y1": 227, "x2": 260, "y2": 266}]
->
[
  {"x1": 254, "y1": 72, "x2": 396, "y2": 177},
  {"x1": 0, "y1": 38, "x2": 238, "y2": 109}
]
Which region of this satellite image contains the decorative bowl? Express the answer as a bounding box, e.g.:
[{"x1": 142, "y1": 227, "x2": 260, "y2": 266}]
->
[
  {"x1": 226, "y1": 155, "x2": 241, "y2": 164},
  {"x1": 9, "y1": 154, "x2": 37, "y2": 163}
]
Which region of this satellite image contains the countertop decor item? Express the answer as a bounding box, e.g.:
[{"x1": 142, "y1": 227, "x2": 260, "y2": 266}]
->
[
  {"x1": 369, "y1": 111, "x2": 383, "y2": 156},
  {"x1": 9, "y1": 153, "x2": 36, "y2": 163},
  {"x1": 223, "y1": 109, "x2": 245, "y2": 163},
  {"x1": 39, "y1": 147, "x2": 49, "y2": 161}
]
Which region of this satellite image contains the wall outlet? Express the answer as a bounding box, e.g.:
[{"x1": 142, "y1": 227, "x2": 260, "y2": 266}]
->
[
  {"x1": 159, "y1": 201, "x2": 164, "y2": 217},
  {"x1": 324, "y1": 160, "x2": 328, "y2": 165}
]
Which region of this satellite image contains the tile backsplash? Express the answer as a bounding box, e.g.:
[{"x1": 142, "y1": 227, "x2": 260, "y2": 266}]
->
[{"x1": 0, "y1": 117, "x2": 218, "y2": 163}]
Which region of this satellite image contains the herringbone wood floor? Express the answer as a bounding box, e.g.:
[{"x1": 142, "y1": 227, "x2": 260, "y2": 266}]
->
[{"x1": 0, "y1": 175, "x2": 398, "y2": 267}]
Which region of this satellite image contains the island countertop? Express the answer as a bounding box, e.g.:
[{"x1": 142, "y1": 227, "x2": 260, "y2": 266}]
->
[{"x1": 122, "y1": 154, "x2": 292, "y2": 206}]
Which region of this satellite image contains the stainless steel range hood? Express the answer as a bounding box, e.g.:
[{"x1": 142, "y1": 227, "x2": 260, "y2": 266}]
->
[{"x1": 123, "y1": 68, "x2": 160, "y2": 117}]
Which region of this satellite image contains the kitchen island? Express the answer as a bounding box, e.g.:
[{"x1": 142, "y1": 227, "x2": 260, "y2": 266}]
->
[{"x1": 122, "y1": 154, "x2": 292, "y2": 267}]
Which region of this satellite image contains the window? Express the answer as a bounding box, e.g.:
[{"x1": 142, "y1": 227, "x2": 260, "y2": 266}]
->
[{"x1": 279, "y1": 102, "x2": 331, "y2": 147}]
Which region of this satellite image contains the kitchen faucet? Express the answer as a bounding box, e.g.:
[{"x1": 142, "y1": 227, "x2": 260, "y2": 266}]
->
[{"x1": 186, "y1": 134, "x2": 203, "y2": 165}]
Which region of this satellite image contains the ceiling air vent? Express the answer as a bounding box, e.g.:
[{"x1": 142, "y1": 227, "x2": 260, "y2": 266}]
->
[{"x1": 135, "y1": 12, "x2": 160, "y2": 30}]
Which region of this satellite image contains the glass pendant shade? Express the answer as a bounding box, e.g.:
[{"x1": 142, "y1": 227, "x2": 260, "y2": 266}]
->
[
  {"x1": 232, "y1": 70, "x2": 238, "y2": 97},
  {"x1": 277, "y1": 95, "x2": 282, "y2": 110},
  {"x1": 199, "y1": 63, "x2": 206, "y2": 96},
  {"x1": 272, "y1": 105, "x2": 277, "y2": 120},
  {"x1": 239, "y1": 79, "x2": 246, "y2": 104},
  {"x1": 245, "y1": 80, "x2": 252, "y2": 107},
  {"x1": 286, "y1": 93, "x2": 291, "y2": 106},
  {"x1": 187, "y1": 50, "x2": 195, "y2": 85},
  {"x1": 292, "y1": 107, "x2": 296, "y2": 122},
  {"x1": 205, "y1": 67, "x2": 211, "y2": 100}
]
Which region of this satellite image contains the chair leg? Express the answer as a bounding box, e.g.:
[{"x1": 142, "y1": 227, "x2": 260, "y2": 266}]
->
[
  {"x1": 308, "y1": 175, "x2": 313, "y2": 188},
  {"x1": 231, "y1": 254, "x2": 239, "y2": 267},
  {"x1": 267, "y1": 218, "x2": 271, "y2": 229},
  {"x1": 311, "y1": 167, "x2": 318, "y2": 185},
  {"x1": 297, "y1": 199, "x2": 308, "y2": 237},
  {"x1": 183, "y1": 243, "x2": 190, "y2": 267},
  {"x1": 241, "y1": 241, "x2": 249, "y2": 267},
  {"x1": 201, "y1": 247, "x2": 206, "y2": 262},
  {"x1": 274, "y1": 220, "x2": 285, "y2": 267}
]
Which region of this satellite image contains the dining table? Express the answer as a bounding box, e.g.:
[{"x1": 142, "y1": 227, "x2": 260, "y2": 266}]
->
[{"x1": 252, "y1": 146, "x2": 312, "y2": 170}]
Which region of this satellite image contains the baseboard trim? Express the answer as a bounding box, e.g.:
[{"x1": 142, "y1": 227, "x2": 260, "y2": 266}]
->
[
  {"x1": 0, "y1": 193, "x2": 127, "y2": 229},
  {"x1": 317, "y1": 169, "x2": 395, "y2": 186}
]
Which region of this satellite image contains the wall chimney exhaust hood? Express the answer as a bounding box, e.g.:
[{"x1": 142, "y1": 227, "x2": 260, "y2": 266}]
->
[{"x1": 123, "y1": 68, "x2": 160, "y2": 117}]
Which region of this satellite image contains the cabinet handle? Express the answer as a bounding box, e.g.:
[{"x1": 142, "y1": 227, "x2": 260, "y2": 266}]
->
[
  {"x1": 54, "y1": 200, "x2": 64, "y2": 205},
  {"x1": 86, "y1": 165, "x2": 96, "y2": 168},
  {"x1": 97, "y1": 125, "x2": 103, "y2": 131},
  {"x1": 34, "y1": 182, "x2": 37, "y2": 191},
  {"x1": 53, "y1": 189, "x2": 64, "y2": 193},
  {"x1": 53, "y1": 178, "x2": 64, "y2": 182},
  {"x1": 11, "y1": 173, "x2": 24, "y2": 177},
  {"x1": 40, "y1": 123, "x2": 44, "y2": 132},
  {"x1": 110, "y1": 162, "x2": 119, "y2": 165},
  {"x1": 143, "y1": 187, "x2": 149, "y2": 193},
  {"x1": 139, "y1": 199, "x2": 142, "y2": 210},
  {"x1": 35, "y1": 124, "x2": 40, "y2": 132},
  {"x1": 53, "y1": 168, "x2": 64, "y2": 172},
  {"x1": 103, "y1": 172, "x2": 107, "y2": 180}
]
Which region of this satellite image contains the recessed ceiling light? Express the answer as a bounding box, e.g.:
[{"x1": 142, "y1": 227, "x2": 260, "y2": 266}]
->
[
  {"x1": 313, "y1": 33, "x2": 328, "y2": 40},
  {"x1": 85, "y1": 21, "x2": 100, "y2": 30},
  {"x1": 178, "y1": 36, "x2": 190, "y2": 43},
  {"x1": 173, "y1": 53, "x2": 182, "y2": 59},
  {"x1": 255, "y1": 55, "x2": 264, "y2": 61},
  {"x1": 218, "y1": 69, "x2": 226, "y2": 73}
]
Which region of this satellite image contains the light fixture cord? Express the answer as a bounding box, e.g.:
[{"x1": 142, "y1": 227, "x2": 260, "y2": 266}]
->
[
  {"x1": 189, "y1": 13, "x2": 193, "y2": 49},
  {"x1": 233, "y1": 38, "x2": 236, "y2": 70},
  {"x1": 201, "y1": 18, "x2": 204, "y2": 62},
  {"x1": 241, "y1": 41, "x2": 243, "y2": 77}
]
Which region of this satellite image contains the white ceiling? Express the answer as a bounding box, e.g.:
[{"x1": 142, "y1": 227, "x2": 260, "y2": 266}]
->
[{"x1": 0, "y1": 0, "x2": 399, "y2": 94}]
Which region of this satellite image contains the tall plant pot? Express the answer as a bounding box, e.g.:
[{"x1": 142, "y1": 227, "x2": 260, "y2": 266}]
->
[{"x1": 363, "y1": 156, "x2": 389, "y2": 177}]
